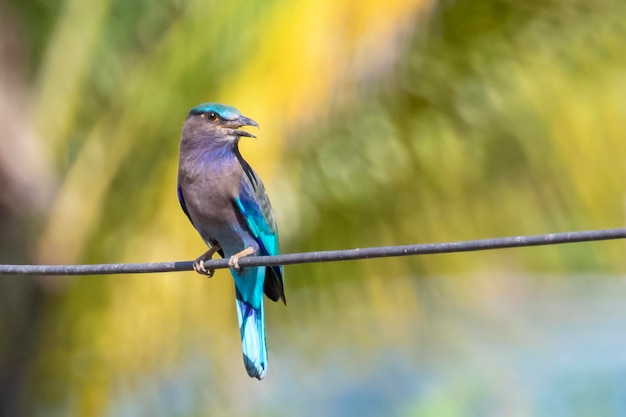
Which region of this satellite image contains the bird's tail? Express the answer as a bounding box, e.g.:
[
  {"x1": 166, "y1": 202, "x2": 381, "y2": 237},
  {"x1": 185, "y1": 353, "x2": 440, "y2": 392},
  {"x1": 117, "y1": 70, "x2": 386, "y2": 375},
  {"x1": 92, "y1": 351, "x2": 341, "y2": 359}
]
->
[{"x1": 235, "y1": 296, "x2": 268, "y2": 380}]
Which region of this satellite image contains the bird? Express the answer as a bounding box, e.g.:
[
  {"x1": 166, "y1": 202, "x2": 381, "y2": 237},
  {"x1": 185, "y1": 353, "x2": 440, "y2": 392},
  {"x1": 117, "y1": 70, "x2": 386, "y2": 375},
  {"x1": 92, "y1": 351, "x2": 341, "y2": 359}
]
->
[{"x1": 177, "y1": 102, "x2": 285, "y2": 380}]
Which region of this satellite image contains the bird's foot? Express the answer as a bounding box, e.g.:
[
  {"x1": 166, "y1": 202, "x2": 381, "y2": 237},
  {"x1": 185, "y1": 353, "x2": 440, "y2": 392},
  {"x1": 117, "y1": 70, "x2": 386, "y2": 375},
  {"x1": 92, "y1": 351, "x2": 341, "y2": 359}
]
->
[
  {"x1": 193, "y1": 246, "x2": 221, "y2": 277},
  {"x1": 228, "y1": 247, "x2": 255, "y2": 272},
  {"x1": 193, "y1": 259, "x2": 214, "y2": 277}
]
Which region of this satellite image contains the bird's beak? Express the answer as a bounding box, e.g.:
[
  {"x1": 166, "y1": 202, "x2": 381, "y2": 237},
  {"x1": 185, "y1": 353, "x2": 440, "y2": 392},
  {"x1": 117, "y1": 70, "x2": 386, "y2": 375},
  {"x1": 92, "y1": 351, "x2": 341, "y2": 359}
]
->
[{"x1": 225, "y1": 115, "x2": 259, "y2": 138}]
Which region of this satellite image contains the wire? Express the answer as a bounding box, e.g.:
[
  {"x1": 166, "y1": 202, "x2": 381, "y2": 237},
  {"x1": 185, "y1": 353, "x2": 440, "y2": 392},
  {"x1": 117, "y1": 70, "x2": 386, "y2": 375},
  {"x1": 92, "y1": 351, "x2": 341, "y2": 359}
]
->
[{"x1": 1, "y1": 227, "x2": 625, "y2": 276}]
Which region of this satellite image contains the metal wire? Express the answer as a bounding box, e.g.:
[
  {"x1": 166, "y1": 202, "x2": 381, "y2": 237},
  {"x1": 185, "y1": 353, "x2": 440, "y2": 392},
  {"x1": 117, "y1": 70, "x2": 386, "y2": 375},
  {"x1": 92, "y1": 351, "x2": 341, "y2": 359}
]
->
[{"x1": 1, "y1": 227, "x2": 625, "y2": 276}]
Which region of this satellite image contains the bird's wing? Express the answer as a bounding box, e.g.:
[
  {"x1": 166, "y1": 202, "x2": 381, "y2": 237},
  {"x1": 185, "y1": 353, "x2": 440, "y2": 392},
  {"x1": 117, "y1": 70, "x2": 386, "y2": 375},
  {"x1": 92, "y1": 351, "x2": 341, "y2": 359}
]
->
[
  {"x1": 235, "y1": 163, "x2": 285, "y2": 304},
  {"x1": 177, "y1": 183, "x2": 192, "y2": 224}
]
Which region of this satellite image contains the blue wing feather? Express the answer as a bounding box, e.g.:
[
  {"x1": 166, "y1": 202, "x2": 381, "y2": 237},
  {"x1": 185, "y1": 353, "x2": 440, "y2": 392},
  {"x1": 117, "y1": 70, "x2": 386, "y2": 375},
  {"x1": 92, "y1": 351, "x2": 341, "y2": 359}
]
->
[
  {"x1": 235, "y1": 173, "x2": 285, "y2": 304},
  {"x1": 235, "y1": 195, "x2": 277, "y2": 256}
]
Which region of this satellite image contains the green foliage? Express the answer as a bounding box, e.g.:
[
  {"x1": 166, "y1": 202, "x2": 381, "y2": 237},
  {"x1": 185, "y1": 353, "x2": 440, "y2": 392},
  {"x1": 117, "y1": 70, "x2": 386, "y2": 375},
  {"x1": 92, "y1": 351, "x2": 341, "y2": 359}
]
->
[{"x1": 289, "y1": 0, "x2": 626, "y2": 280}]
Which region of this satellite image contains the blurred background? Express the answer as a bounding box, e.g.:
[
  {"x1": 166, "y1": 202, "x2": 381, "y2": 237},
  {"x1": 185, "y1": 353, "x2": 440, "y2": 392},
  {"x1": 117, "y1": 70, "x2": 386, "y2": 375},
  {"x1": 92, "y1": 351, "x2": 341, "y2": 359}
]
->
[{"x1": 1, "y1": 0, "x2": 626, "y2": 415}]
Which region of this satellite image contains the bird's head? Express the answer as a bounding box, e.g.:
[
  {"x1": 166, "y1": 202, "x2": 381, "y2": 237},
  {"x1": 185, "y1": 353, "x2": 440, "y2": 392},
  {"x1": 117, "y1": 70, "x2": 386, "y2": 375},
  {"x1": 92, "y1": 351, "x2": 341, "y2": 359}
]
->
[{"x1": 183, "y1": 103, "x2": 259, "y2": 143}]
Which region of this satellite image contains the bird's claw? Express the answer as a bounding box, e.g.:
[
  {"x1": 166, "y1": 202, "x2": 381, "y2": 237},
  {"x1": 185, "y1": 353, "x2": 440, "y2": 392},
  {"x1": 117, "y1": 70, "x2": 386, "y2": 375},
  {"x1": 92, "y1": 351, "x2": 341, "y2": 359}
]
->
[
  {"x1": 193, "y1": 259, "x2": 215, "y2": 277},
  {"x1": 192, "y1": 246, "x2": 220, "y2": 277},
  {"x1": 227, "y1": 257, "x2": 240, "y2": 272},
  {"x1": 228, "y1": 247, "x2": 255, "y2": 272}
]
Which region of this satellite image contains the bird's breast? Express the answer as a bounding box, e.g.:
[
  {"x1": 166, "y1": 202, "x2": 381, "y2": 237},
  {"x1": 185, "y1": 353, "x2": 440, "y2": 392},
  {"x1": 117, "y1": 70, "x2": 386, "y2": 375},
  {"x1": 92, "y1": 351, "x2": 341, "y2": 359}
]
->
[{"x1": 179, "y1": 162, "x2": 242, "y2": 226}]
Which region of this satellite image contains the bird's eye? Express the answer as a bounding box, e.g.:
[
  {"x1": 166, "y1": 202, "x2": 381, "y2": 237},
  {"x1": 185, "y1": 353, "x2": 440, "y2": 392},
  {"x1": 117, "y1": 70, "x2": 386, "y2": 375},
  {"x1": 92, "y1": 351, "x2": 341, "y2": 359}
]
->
[{"x1": 204, "y1": 111, "x2": 219, "y2": 122}]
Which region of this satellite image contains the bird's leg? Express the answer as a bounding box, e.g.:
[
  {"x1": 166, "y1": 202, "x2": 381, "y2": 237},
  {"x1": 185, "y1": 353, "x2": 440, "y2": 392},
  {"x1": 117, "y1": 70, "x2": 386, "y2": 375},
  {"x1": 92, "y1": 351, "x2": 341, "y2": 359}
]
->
[
  {"x1": 228, "y1": 247, "x2": 255, "y2": 272},
  {"x1": 193, "y1": 245, "x2": 221, "y2": 277}
]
